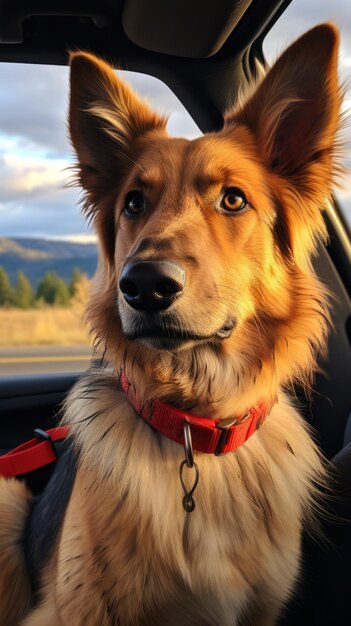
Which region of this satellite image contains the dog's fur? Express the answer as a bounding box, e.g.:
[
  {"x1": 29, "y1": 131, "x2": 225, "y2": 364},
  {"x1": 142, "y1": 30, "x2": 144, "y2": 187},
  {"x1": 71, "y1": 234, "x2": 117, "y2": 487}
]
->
[{"x1": 0, "y1": 23, "x2": 344, "y2": 626}]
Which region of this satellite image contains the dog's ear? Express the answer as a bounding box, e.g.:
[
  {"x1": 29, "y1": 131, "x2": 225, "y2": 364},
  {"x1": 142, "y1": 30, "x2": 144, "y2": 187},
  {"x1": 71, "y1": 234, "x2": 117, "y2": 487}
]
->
[
  {"x1": 225, "y1": 24, "x2": 342, "y2": 266},
  {"x1": 69, "y1": 52, "x2": 167, "y2": 260},
  {"x1": 69, "y1": 52, "x2": 167, "y2": 193}
]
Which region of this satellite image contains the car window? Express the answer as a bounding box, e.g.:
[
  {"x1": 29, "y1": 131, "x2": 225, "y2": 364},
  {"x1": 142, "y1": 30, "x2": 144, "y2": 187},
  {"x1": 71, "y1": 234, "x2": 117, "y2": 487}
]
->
[
  {"x1": 263, "y1": 0, "x2": 351, "y2": 230},
  {"x1": 0, "y1": 65, "x2": 200, "y2": 376}
]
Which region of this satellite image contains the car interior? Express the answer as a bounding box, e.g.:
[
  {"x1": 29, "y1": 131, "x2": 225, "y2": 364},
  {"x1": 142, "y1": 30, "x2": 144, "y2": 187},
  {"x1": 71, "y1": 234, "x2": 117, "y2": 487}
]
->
[{"x1": 0, "y1": 1, "x2": 350, "y2": 624}]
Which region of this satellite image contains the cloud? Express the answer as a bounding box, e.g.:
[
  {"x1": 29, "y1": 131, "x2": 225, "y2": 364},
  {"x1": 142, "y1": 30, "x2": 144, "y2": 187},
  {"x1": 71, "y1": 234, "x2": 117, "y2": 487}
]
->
[
  {"x1": 263, "y1": 1, "x2": 351, "y2": 71},
  {"x1": 0, "y1": 190, "x2": 90, "y2": 239},
  {"x1": 0, "y1": 144, "x2": 85, "y2": 237},
  {"x1": 0, "y1": 150, "x2": 69, "y2": 200},
  {"x1": 51, "y1": 234, "x2": 97, "y2": 243},
  {"x1": 0, "y1": 64, "x2": 69, "y2": 157},
  {"x1": 0, "y1": 64, "x2": 200, "y2": 160}
]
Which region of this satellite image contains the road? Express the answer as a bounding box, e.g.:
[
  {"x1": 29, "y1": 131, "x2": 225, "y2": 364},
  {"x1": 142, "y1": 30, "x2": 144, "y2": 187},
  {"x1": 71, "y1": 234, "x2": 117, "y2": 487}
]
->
[{"x1": 0, "y1": 345, "x2": 92, "y2": 376}]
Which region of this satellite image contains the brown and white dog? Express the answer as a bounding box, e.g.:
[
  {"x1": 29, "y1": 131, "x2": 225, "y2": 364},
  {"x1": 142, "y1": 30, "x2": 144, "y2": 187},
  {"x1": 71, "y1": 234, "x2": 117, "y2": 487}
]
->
[{"x1": 0, "y1": 23, "x2": 343, "y2": 626}]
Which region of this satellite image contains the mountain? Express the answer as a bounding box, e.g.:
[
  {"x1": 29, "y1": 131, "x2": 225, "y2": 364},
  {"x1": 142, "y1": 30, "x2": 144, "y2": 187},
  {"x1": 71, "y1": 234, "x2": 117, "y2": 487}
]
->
[{"x1": 0, "y1": 237, "x2": 98, "y2": 285}]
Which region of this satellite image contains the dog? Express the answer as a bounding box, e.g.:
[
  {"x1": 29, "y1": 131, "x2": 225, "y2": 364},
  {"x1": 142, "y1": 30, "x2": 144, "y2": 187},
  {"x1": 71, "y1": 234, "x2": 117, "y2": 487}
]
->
[{"x1": 0, "y1": 23, "x2": 343, "y2": 626}]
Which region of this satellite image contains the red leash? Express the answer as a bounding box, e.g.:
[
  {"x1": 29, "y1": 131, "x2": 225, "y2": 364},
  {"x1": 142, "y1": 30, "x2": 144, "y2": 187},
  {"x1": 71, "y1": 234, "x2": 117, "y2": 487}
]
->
[{"x1": 0, "y1": 427, "x2": 69, "y2": 477}]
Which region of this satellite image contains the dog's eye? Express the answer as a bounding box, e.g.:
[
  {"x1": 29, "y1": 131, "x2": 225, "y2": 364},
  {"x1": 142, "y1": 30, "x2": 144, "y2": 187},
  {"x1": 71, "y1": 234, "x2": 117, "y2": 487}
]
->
[
  {"x1": 221, "y1": 188, "x2": 247, "y2": 213},
  {"x1": 124, "y1": 191, "x2": 145, "y2": 217}
]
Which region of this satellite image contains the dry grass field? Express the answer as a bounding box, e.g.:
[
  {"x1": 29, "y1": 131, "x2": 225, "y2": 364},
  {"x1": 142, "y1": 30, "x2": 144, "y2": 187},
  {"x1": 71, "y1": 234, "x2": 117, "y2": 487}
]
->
[{"x1": 0, "y1": 306, "x2": 91, "y2": 346}]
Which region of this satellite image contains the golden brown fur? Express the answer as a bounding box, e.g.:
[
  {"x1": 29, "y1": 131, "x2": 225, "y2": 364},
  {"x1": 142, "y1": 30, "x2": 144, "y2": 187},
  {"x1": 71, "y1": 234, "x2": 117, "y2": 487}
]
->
[
  {"x1": 0, "y1": 479, "x2": 32, "y2": 626},
  {"x1": 0, "y1": 23, "x2": 344, "y2": 625}
]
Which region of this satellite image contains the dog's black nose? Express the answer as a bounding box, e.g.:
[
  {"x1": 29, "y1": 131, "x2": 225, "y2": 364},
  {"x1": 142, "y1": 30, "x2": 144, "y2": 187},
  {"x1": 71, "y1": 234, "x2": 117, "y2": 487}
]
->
[{"x1": 119, "y1": 260, "x2": 185, "y2": 313}]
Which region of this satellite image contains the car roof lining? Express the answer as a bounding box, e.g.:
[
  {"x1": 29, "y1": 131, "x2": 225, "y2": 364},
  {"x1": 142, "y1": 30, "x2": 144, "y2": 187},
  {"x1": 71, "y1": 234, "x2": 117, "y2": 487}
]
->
[
  {"x1": 121, "y1": 0, "x2": 254, "y2": 58},
  {"x1": 0, "y1": 0, "x2": 291, "y2": 132}
]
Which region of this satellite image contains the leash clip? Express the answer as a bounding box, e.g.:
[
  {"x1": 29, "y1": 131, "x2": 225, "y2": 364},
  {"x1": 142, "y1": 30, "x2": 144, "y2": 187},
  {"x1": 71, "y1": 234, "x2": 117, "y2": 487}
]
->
[
  {"x1": 179, "y1": 422, "x2": 199, "y2": 513},
  {"x1": 33, "y1": 428, "x2": 59, "y2": 460}
]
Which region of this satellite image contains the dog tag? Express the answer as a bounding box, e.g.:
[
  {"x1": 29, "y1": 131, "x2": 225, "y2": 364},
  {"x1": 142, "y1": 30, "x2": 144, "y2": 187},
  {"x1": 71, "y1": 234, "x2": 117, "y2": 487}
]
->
[
  {"x1": 183, "y1": 494, "x2": 196, "y2": 512},
  {"x1": 179, "y1": 459, "x2": 199, "y2": 513}
]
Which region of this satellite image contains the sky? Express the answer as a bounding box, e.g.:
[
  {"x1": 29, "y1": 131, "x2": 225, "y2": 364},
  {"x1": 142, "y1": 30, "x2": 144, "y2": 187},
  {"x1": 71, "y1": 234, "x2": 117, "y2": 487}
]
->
[{"x1": 0, "y1": 0, "x2": 350, "y2": 241}]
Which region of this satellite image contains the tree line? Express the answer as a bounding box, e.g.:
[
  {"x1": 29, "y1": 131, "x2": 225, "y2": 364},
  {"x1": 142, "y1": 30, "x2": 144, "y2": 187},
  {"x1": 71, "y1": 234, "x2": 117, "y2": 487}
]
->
[{"x1": 0, "y1": 266, "x2": 87, "y2": 308}]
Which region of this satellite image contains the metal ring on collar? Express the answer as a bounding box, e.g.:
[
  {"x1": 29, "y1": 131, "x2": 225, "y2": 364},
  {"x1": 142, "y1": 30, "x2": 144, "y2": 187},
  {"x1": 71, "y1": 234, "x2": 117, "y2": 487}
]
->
[{"x1": 183, "y1": 422, "x2": 194, "y2": 468}]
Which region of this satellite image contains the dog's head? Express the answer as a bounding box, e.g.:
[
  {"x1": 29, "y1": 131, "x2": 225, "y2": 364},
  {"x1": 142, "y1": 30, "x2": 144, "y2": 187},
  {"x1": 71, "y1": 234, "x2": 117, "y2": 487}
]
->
[{"x1": 69, "y1": 24, "x2": 342, "y2": 405}]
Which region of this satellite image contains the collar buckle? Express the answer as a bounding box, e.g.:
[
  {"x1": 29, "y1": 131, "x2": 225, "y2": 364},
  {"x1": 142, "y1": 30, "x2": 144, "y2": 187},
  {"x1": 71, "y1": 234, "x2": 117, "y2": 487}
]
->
[{"x1": 214, "y1": 413, "x2": 250, "y2": 456}]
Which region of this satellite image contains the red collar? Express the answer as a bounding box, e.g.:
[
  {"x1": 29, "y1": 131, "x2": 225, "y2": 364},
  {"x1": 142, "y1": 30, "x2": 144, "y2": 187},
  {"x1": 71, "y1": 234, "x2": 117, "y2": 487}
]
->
[
  {"x1": 0, "y1": 378, "x2": 274, "y2": 478},
  {"x1": 120, "y1": 371, "x2": 274, "y2": 455}
]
